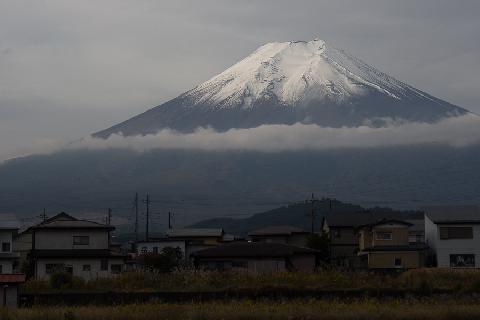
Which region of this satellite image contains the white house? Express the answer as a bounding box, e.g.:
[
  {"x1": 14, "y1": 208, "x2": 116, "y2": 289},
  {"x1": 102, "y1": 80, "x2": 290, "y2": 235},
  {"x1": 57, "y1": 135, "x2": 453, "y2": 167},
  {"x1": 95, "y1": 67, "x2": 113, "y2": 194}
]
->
[
  {"x1": 29, "y1": 212, "x2": 127, "y2": 280},
  {"x1": 0, "y1": 218, "x2": 20, "y2": 274},
  {"x1": 424, "y1": 206, "x2": 480, "y2": 268}
]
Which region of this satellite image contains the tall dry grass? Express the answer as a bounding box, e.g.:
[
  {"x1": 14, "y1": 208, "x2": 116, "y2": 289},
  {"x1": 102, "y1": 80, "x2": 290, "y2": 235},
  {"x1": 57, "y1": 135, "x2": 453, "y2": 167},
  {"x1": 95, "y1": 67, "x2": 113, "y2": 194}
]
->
[
  {"x1": 3, "y1": 298, "x2": 480, "y2": 320},
  {"x1": 21, "y1": 268, "x2": 480, "y2": 294}
]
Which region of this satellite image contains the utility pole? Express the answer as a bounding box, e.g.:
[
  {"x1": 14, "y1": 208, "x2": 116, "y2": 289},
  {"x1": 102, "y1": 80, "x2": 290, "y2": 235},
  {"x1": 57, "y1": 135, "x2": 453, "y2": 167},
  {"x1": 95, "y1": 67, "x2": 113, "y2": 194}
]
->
[
  {"x1": 143, "y1": 194, "x2": 150, "y2": 241},
  {"x1": 134, "y1": 193, "x2": 139, "y2": 242},
  {"x1": 107, "y1": 208, "x2": 112, "y2": 225},
  {"x1": 168, "y1": 211, "x2": 173, "y2": 229},
  {"x1": 40, "y1": 208, "x2": 47, "y2": 222},
  {"x1": 305, "y1": 193, "x2": 319, "y2": 234}
]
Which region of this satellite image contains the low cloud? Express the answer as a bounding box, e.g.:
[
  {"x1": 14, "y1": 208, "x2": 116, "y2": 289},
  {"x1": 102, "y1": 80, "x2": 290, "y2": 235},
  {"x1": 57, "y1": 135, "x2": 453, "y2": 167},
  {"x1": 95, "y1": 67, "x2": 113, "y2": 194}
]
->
[{"x1": 61, "y1": 114, "x2": 480, "y2": 153}]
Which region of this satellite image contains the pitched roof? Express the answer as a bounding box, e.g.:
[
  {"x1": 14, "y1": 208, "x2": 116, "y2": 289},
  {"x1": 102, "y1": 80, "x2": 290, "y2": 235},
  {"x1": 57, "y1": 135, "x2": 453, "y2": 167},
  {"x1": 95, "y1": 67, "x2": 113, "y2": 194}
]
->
[
  {"x1": 360, "y1": 219, "x2": 413, "y2": 229},
  {"x1": 0, "y1": 274, "x2": 26, "y2": 283},
  {"x1": 191, "y1": 242, "x2": 318, "y2": 258},
  {"x1": 424, "y1": 206, "x2": 480, "y2": 224},
  {"x1": 166, "y1": 228, "x2": 224, "y2": 238},
  {"x1": 323, "y1": 212, "x2": 413, "y2": 228},
  {"x1": 248, "y1": 225, "x2": 308, "y2": 237},
  {"x1": 32, "y1": 212, "x2": 114, "y2": 230}
]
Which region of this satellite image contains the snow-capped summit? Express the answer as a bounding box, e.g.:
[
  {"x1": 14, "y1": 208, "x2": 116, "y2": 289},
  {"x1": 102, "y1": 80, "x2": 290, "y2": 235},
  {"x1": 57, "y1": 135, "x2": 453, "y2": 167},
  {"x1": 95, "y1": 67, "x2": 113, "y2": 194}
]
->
[{"x1": 94, "y1": 38, "x2": 470, "y2": 138}]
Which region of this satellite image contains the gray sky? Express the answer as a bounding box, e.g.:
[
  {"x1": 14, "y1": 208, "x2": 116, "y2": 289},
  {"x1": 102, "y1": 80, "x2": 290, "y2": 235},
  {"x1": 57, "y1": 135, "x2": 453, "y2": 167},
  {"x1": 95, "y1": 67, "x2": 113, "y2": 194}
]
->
[{"x1": 1, "y1": 0, "x2": 479, "y2": 161}]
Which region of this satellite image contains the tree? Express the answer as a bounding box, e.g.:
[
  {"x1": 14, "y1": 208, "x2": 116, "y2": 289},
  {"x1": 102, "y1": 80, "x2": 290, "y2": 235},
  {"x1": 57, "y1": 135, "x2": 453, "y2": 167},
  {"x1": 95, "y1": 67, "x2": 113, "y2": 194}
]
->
[
  {"x1": 142, "y1": 247, "x2": 183, "y2": 273},
  {"x1": 306, "y1": 233, "x2": 330, "y2": 263}
]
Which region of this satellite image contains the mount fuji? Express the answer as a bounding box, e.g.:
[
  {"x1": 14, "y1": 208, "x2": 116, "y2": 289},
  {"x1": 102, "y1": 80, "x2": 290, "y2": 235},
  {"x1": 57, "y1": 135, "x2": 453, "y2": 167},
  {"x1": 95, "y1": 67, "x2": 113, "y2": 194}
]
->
[{"x1": 95, "y1": 38, "x2": 469, "y2": 138}]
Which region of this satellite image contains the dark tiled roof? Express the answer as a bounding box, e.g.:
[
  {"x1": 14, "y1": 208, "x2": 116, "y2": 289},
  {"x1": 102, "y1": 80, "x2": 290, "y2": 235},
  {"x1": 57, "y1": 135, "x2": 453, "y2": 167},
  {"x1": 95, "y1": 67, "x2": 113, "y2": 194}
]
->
[
  {"x1": 31, "y1": 249, "x2": 126, "y2": 258},
  {"x1": 361, "y1": 243, "x2": 428, "y2": 252},
  {"x1": 359, "y1": 219, "x2": 413, "y2": 229},
  {"x1": 323, "y1": 212, "x2": 405, "y2": 228},
  {"x1": 249, "y1": 225, "x2": 308, "y2": 237},
  {"x1": 166, "y1": 228, "x2": 224, "y2": 238},
  {"x1": 423, "y1": 206, "x2": 480, "y2": 224},
  {"x1": 32, "y1": 212, "x2": 114, "y2": 230},
  {"x1": 191, "y1": 242, "x2": 318, "y2": 259}
]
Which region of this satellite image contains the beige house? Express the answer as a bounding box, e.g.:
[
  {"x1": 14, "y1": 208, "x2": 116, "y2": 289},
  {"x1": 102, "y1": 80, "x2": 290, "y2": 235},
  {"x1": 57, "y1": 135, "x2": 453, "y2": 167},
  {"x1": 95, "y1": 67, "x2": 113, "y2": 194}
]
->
[
  {"x1": 357, "y1": 219, "x2": 426, "y2": 269},
  {"x1": 191, "y1": 242, "x2": 318, "y2": 273},
  {"x1": 322, "y1": 213, "x2": 425, "y2": 268},
  {"x1": 27, "y1": 212, "x2": 126, "y2": 280}
]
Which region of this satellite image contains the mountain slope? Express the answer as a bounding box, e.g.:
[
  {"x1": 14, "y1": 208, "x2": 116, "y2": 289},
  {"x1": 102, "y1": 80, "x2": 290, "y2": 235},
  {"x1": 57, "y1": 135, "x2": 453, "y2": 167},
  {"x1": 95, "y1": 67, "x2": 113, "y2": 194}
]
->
[{"x1": 95, "y1": 39, "x2": 468, "y2": 138}]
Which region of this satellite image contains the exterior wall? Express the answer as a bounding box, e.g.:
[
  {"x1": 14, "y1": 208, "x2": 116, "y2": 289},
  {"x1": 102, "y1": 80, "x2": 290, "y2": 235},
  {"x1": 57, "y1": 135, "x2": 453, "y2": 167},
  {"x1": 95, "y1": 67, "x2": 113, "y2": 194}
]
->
[
  {"x1": 290, "y1": 254, "x2": 316, "y2": 272},
  {"x1": 426, "y1": 220, "x2": 480, "y2": 268},
  {"x1": 34, "y1": 229, "x2": 109, "y2": 250},
  {"x1": 35, "y1": 257, "x2": 125, "y2": 281},
  {"x1": 0, "y1": 285, "x2": 18, "y2": 308},
  {"x1": 1, "y1": 229, "x2": 19, "y2": 273},
  {"x1": 136, "y1": 241, "x2": 186, "y2": 256},
  {"x1": 13, "y1": 232, "x2": 32, "y2": 265},
  {"x1": 0, "y1": 230, "x2": 13, "y2": 252},
  {"x1": 247, "y1": 259, "x2": 286, "y2": 273},
  {"x1": 252, "y1": 236, "x2": 288, "y2": 244},
  {"x1": 0, "y1": 261, "x2": 13, "y2": 274},
  {"x1": 368, "y1": 251, "x2": 424, "y2": 269},
  {"x1": 330, "y1": 227, "x2": 358, "y2": 246},
  {"x1": 197, "y1": 258, "x2": 286, "y2": 273},
  {"x1": 330, "y1": 227, "x2": 359, "y2": 262},
  {"x1": 359, "y1": 230, "x2": 372, "y2": 250},
  {"x1": 371, "y1": 225, "x2": 409, "y2": 247},
  {"x1": 252, "y1": 234, "x2": 308, "y2": 247}
]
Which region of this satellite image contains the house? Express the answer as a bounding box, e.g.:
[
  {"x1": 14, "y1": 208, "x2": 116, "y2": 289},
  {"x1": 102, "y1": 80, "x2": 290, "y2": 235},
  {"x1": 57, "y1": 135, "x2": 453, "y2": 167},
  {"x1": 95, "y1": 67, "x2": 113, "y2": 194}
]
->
[
  {"x1": 165, "y1": 228, "x2": 226, "y2": 257},
  {"x1": 136, "y1": 238, "x2": 186, "y2": 256},
  {"x1": 357, "y1": 219, "x2": 427, "y2": 269},
  {"x1": 0, "y1": 274, "x2": 25, "y2": 308},
  {"x1": 321, "y1": 212, "x2": 423, "y2": 268},
  {"x1": 248, "y1": 226, "x2": 309, "y2": 247},
  {"x1": 27, "y1": 212, "x2": 127, "y2": 280},
  {"x1": 191, "y1": 242, "x2": 319, "y2": 273},
  {"x1": 0, "y1": 219, "x2": 20, "y2": 274},
  {"x1": 424, "y1": 206, "x2": 480, "y2": 268}
]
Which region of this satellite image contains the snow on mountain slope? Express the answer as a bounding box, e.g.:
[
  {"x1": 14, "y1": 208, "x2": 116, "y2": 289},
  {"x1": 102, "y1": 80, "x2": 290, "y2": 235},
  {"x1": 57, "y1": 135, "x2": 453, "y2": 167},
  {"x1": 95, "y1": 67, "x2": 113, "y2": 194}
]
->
[{"x1": 94, "y1": 39, "x2": 470, "y2": 138}]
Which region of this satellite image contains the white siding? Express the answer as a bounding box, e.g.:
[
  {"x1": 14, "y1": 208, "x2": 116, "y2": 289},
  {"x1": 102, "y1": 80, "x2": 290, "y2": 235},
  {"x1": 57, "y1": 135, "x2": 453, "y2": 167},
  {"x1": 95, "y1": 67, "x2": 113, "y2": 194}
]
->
[
  {"x1": 425, "y1": 214, "x2": 480, "y2": 268},
  {"x1": 34, "y1": 230, "x2": 109, "y2": 250},
  {"x1": 35, "y1": 257, "x2": 125, "y2": 281}
]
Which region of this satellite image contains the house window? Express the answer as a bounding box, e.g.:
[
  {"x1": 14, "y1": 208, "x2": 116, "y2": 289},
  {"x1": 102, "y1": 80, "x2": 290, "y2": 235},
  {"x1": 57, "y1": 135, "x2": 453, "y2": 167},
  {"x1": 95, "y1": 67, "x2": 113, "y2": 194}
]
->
[
  {"x1": 46, "y1": 263, "x2": 65, "y2": 274},
  {"x1": 394, "y1": 258, "x2": 402, "y2": 267},
  {"x1": 141, "y1": 247, "x2": 147, "y2": 254},
  {"x1": 0, "y1": 265, "x2": 3, "y2": 273},
  {"x1": 440, "y1": 227, "x2": 473, "y2": 240},
  {"x1": 111, "y1": 264, "x2": 122, "y2": 274},
  {"x1": 152, "y1": 247, "x2": 159, "y2": 254},
  {"x1": 375, "y1": 232, "x2": 392, "y2": 240},
  {"x1": 83, "y1": 264, "x2": 91, "y2": 272},
  {"x1": 333, "y1": 229, "x2": 341, "y2": 238},
  {"x1": 1, "y1": 242, "x2": 10, "y2": 252},
  {"x1": 100, "y1": 259, "x2": 108, "y2": 271},
  {"x1": 73, "y1": 236, "x2": 90, "y2": 245},
  {"x1": 450, "y1": 254, "x2": 475, "y2": 268}
]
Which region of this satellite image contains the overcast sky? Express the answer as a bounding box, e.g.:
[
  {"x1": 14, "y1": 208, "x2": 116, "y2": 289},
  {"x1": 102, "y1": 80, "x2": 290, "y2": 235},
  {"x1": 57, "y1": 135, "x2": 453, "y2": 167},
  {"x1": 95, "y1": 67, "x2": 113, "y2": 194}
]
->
[{"x1": 1, "y1": 0, "x2": 479, "y2": 161}]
